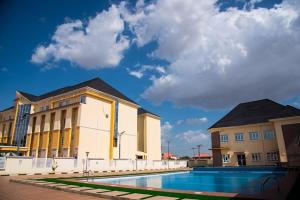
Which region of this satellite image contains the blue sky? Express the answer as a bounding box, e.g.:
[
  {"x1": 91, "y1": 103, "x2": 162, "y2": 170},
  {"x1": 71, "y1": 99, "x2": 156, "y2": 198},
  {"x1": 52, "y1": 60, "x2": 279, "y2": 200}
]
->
[{"x1": 1, "y1": 0, "x2": 299, "y2": 156}]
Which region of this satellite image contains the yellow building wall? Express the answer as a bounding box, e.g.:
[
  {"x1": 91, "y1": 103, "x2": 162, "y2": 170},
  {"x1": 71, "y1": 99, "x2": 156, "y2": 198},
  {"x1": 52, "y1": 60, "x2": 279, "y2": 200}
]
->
[
  {"x1": 271, "y1": 117, "x2": 300, "y2": 163},
  {"x1": 144, "y1": 115, "x2": 161, "y2": 160},
  {"x1": 137, "y1": 115, "x2": 145, "y2": 152},
  {"x1": 114, "y1": 102, "x2": 138, "y2": 160},
  {"x1": 215, "y1": 123, "x2": 279, "y2": 166},
  {"x1": 77, "y1": 96, "x2": 112, "y2": 159}
]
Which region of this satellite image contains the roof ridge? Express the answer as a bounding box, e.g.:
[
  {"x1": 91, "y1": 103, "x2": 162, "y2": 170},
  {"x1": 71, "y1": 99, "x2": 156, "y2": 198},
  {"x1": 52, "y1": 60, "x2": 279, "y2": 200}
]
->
[{"x1": 16, "y1": 77, "x2": 138, "y2": 105}]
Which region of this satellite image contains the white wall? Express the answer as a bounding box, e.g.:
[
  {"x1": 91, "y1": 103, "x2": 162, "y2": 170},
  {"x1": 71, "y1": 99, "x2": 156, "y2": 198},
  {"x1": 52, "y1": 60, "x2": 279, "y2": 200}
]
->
[
  {"x1": 77, "y1": 96, "x2": 111, "y2": 159},
  {"x1": 0, "y1": 157, "x2": 187, "y2": 175}
]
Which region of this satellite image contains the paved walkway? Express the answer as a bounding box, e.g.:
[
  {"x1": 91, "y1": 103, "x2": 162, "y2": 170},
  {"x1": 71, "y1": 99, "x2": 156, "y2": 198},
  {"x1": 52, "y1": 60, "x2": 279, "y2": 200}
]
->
[{"x1": 0, "y1": 176, "x2": 105, "y2": 200}]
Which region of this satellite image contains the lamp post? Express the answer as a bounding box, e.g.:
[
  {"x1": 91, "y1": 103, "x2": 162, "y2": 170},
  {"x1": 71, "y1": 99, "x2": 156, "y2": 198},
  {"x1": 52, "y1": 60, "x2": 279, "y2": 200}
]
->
[
  {"x1": 167, "y1": 140, "x2": 170, "y2": 169},
  {"x1": 192, "y1": 147, "x2": 197, "y2": 160},
  {"x1": 85, "y1": 151, "x2": 89, "y2": 172},
  {"x1": 118, "y1": 131, "x2": 125, "y2": 159},
  {"x1": 197, "y1": 144, "x2": 203, "y2": 160}
]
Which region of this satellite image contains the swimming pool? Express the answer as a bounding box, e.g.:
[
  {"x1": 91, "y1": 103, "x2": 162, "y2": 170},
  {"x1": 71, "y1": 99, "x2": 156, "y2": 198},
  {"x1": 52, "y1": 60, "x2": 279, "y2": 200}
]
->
[{"x1": 89, "y1": 168, "x2": 287, "y2": 195}]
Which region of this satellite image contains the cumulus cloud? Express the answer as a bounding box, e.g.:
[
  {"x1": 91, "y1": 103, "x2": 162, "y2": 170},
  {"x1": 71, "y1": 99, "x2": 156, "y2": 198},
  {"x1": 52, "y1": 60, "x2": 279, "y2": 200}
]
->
[
  {"x1": 177, "y1": 117, "x2": 208, "y2": 125},
  {"x1": 124, "y1": 0, "x2": 300, "y2": 109},
  {"x1": 175, "y1": 130, "x2": 210, "y2": 147},
  {"x1": 31, "y1": 5, "x2": 129, "y2": 69},
  {"x1": 161, "y1": 121, "x2": 173, "y2": 144},
  {"x1": 127, "y1": 64, "x2": 166, "y2": 79}
]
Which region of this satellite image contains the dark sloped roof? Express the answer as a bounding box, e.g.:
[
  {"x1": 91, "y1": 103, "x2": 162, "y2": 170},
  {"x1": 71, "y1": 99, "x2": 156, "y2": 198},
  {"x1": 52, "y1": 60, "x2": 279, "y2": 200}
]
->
[
  {"x1": 138, "y1": 108, "x2": 160, "y2": 118},
  {"x1": 18, "y1": 78, "x2": 138, "y2": 105},
  {"x1": 0, "y1": 106, "x2": 14, "y2": 112},
  {"x1": 18, "y1": 91, "x2": 39, "y2": 102},
  {"x1": 209, "y1": 99, "x2": 300, "y2": 129}
]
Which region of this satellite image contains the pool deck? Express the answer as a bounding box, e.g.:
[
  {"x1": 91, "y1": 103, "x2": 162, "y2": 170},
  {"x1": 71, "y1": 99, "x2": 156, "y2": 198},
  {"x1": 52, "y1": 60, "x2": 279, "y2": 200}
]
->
[{"x1": 8, "y1": 168, "x2": 299, "y2": 200}]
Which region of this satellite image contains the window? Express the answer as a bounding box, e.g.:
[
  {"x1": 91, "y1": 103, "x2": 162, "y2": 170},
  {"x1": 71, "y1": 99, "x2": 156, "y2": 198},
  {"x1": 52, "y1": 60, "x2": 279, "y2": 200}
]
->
[
  {"x1": 220, "y1": 134, "x2": 228, "y2": 143},
  {"x1": 264, "y1": 130, "x2": 275, "y2": 140},
  {"x1": 80, "y1": 95, "x2": 86, "y2": 104},
  {"x1": 235, "y1": 133, "x2": 244, "y2": 141},
  {"x1": 222, "y1": 154, "x2": 230, "y2": 163},
  {"x1": 266, "y1": 152, "x2": 279, "y2": 161},
  {"x1": 45, "y1": 105, "x2": 49, "y2": 110},
  {"x1": 40, "y1": 115, "x2": 46, "y2": 133},
  {"x1": 50, "y1": 113, "x2": 55, "y2": 132},
  {"x1": 113, "y1": 138, "x2": 118, "y2": 147},
  {"x1": 249, "y1": 132, "x2": 259, "y2": 141},
  {"x1": 252, "y1": 153, "x2": 262, "y2": 162}
]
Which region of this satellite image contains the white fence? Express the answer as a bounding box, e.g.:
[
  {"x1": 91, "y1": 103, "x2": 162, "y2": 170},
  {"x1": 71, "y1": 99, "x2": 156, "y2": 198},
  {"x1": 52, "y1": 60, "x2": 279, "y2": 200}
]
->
[
  {"x1": 0, "y1": 157, "x2": 187, "y2": 175},
  {"x1": 0, "y1": 157, "x2": 5, "y2": 169}
]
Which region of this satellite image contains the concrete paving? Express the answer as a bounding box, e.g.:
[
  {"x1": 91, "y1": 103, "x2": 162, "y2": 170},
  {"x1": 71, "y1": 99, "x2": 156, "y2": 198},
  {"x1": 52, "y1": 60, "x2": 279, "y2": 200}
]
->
[
  {"x1": 0, "y1": 176, "x2": 105, "y2": 200},
  {"x1": 120, "y1": 193, "x2": 153, "y2": 199},
  {"x1": 100, "y1": 190, "x2": 129, "y2": 196},
  {"x1": 69, "y1": 186, "x2": 95, "y2": 191},
  {"x1": 83, "y1": 188, "x2": 110, "y2": 194},
  {"x1": 144, "y1": 196, "x2": 179, "y2": 200}
]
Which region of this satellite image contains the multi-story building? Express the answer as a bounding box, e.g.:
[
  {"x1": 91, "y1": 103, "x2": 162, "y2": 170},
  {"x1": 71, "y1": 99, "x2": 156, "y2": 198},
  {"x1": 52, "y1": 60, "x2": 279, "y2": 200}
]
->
[
  {"x1": 209, "y1": 99, "x2": 300, "y2": 167},
  {"x1": 0, "y1": 78, "x2": 161, "y2": 160}
]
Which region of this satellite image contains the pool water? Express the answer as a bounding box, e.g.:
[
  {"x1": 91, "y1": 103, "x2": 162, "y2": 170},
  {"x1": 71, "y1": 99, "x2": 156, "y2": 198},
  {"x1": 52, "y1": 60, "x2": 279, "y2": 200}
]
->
[{"x1": 90, "y1": 170, "x2": 286, "y2": 194}]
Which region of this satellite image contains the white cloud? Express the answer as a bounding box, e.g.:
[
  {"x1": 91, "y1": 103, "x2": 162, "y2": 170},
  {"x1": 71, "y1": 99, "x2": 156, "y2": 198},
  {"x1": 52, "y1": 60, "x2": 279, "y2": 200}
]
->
[
  {"x1": 177, "y1": 117, "x2": 208, "y2": 125},
  {"x1": 128, "y1": 70, "x2": 144, "y2": 79},
  {"x1": 127, "y1": 64, "x2": 166, "y2": 79},
  {"x1": 31, "y1": 5, "x2": 129, "y2": 69},
  {"x1": 161, "y1": 121, "x2": 173, "y2": 144},
  {"x1": 175, "y1": 130, "x2": 210, "y2": 145},
  {"x1": 124, "y1": 0, "x2": 300, "y2": 109}
]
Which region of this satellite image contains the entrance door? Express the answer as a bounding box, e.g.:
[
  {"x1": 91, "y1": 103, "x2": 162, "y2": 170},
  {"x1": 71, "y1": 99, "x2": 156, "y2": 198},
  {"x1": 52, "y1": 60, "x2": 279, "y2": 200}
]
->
[{"x1": 237, "y1": 154, "x2": 246, "y2": 166}]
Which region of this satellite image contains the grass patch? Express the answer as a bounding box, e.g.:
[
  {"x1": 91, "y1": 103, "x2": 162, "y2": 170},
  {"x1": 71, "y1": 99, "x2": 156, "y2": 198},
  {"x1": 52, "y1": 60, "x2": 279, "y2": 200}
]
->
[{"x1": 39, "y1": 177, "x2": 250, "y2": 200}]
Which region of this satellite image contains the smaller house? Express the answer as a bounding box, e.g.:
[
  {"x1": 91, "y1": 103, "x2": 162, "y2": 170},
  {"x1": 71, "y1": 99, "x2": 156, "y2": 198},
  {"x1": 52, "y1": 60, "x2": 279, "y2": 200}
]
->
[
  {"x1": 162, "y1": 152, "x2": 177, "y2": 160},
  {"x1": 192, "y1": 153, "x2": 212, "y2": 160}
]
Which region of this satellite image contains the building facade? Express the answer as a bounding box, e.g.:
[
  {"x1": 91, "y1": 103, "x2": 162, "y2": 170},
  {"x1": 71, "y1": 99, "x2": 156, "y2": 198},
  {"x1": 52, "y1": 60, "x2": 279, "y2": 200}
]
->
[
  {"x1": 209, "y1": 99, "x2": 300, "y2": 167},
  {"x1": 0, "y1": 78, "x2": 161, "y2": 160}
]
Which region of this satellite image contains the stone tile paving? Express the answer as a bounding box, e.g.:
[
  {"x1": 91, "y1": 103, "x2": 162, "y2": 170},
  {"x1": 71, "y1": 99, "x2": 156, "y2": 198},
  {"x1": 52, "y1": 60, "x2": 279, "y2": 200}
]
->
[
  {"x1": 69, "y1": 186, "x2": 95, "y2": 191},
  {"x1": 83, "y1": 188, "x2": 110, "y2": 194},
  {"x1": 100, "y1": 190, "x2": 129, "y2": 196},
  {"x1": 144, "y1": 196, "x2": 179, "y2": 200},
  {"x1": 120, "y1": 193, "x2": 153, "y2": 199}
]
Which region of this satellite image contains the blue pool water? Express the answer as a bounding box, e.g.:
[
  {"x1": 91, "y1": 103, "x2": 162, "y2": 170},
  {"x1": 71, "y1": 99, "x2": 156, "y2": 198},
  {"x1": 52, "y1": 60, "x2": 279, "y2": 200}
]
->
[{"x1": 90, "y1": 168, "x2": 287, "y2": 194}]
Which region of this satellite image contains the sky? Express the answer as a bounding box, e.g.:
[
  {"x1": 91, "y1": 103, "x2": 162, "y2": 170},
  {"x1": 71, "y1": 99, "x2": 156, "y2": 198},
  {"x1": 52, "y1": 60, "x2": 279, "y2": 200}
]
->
[{"x1": 0, "y1": 0, "x2": 300, "y2": 157}]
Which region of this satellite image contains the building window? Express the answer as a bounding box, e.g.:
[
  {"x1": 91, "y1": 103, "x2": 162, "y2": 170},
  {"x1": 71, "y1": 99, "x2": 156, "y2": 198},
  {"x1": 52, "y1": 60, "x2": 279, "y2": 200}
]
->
[
  {"x1": 220, "y1": 134, "x2": 228, "y2": 143},
  {"x1": 266, "y1": 152, "x2": 279, "y2": 161},
  {"x1": 222, "y1": 154, "x2": 230, "y2": 163},
  {"x1": 264, "y1": 130, "x2": 275, "y2": 140},
  {"x1": 80, "y1": 95, "x2": 86, "y2": 104},
  {"x1": 113, "y1": 138, "x2": 118, "y2": 147},
  {"x1": 60, "y1": 137, "x2": 64, "y2": 146},
  {"x1": 252, "y1": 153, "x2": 262, "y2": 162},
  {"x1": 249, "y1": 132, "x2": 259, "y2": 141},
  {"x1": 235, "y1": 133, "x2": 244, "y2": 141}
]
